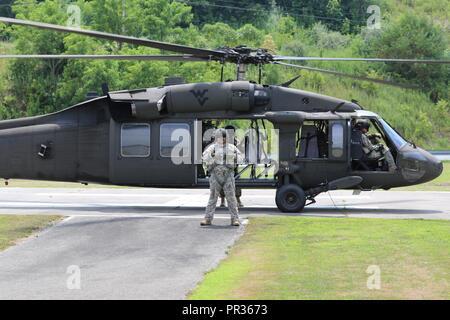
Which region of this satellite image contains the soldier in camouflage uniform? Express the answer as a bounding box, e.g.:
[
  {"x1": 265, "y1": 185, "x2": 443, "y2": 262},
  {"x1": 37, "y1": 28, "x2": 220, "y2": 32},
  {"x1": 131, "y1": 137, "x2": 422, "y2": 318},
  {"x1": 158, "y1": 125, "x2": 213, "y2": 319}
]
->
[{"x1": 201, "y1": 128, "x2": 243, "y2": 227}]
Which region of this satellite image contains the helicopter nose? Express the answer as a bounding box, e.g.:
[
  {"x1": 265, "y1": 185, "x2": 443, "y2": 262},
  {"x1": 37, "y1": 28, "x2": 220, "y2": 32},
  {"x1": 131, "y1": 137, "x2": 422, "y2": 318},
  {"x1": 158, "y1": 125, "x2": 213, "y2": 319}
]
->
[
  {"x1": 432, "y1": 159, "x2": 443, "y2": 178},
  {"x1": 423, "y1": 155, "x2": 443, "y2": 182},
  {"x1": 399, "y1": 148, "x2": 443, "y2": 184}
]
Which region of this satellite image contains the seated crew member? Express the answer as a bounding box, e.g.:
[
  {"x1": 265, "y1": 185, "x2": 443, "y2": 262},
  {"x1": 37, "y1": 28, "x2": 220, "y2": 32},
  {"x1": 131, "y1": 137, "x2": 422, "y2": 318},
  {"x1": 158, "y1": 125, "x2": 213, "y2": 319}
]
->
[{"x1": 355, "y1": 119, "x2": 398, "y2": 172}]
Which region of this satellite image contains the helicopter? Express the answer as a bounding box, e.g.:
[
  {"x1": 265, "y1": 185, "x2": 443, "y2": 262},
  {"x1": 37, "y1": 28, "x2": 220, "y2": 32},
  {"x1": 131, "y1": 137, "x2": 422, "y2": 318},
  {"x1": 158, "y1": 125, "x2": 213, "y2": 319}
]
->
[{"x1": 0, "y1": 17, "x2": 446, "y2": 212}]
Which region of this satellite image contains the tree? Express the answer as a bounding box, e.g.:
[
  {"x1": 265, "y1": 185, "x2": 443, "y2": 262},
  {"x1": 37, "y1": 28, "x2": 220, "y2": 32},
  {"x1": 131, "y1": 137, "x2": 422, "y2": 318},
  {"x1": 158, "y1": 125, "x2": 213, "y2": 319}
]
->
[
  {"x1": 236, "y1": 24, "x2": 264, "y2": 47},
  {"x1": 189, "y1": 0, "x2": 272, "y2": 28},
  {"x1": 3, "y1": 0, "x2": 202, "y2": 114},
  {"x1": 326, "y1": 0, "x2": 343, "y2": 31},
  {"x1": 7, "y1": 0, "x2": 68, "y2": 115}
]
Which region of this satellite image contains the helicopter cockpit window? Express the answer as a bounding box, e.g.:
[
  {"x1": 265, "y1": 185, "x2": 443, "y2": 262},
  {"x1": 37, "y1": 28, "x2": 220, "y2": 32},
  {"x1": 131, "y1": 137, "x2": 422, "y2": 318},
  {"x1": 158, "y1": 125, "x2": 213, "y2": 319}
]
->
[
  {"x1": 160, "y1": 123, "x2": 191, "y2": 158},
  {"x1": 296, "y1": 120, "x2": 329, "y2": 159},
  {"x1": 378, "y1": 118, "x2": 408, "y2": 150},
  {"x1": 121, "y1": 123, "x2": 151, "y2": 157},
  {"x1": 351, "y1": 117, "x2": 400, "y2": 171}
]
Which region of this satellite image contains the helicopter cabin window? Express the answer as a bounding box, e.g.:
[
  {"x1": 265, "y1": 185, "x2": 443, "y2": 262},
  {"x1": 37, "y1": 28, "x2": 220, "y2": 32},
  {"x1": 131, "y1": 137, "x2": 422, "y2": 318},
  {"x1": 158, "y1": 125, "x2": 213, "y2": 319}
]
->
[
  {"x1": 121, "y1": 123, "x2": 151, "y2": 157},
  {"x1": 160, "y1": 123, "x2": 191, "y2": 158},
  {"x1": 331, "y1": 123, "x2": 344, "y2": 158},
  {"x1": 296, "y1": 120, "x2": 329, "y2": 159}
]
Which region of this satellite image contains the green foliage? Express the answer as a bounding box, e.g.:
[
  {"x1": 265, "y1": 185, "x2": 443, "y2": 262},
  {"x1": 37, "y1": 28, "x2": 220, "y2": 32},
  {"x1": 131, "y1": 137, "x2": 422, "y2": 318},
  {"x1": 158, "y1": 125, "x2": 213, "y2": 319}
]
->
[
  {"x1": 361, "y1": 13, "x2": 449, "y2": 101},
  {"x1": 6, "y1": 0, "x2": 68, "y2": 115},
  {"x1": 0, "y1": 0, "x2": 448, "y2": 150},
  {"x1": 281, "y1": 40, "x2": 306, "y2": 57},
  {"x1": 202, "y1": 23, "x2": 238, "y2": 48},
  {"x1": 309, "y1": 22, "x2": 350, "y2": 50}
]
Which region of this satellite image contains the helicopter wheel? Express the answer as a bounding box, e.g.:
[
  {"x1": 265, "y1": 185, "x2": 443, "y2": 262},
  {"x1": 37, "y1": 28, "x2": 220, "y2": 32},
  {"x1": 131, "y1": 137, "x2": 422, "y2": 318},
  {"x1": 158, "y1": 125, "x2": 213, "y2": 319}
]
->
[{"x1": 275, "y1": 184, "x2": 306, "y2": 213}]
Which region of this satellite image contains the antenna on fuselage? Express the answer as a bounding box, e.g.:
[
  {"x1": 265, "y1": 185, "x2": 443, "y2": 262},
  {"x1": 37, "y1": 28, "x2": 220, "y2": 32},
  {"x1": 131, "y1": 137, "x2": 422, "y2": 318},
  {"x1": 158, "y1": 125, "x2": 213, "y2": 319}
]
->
[
  {"x1": 101, "y1": 83, "x2": 109, "y2": 96},
  {"x1": 280, "y1": 75, "x2": 301, "y2": 88},
  {"x1": 332, "y1": 102, "x2": 346, "y2": 113}
]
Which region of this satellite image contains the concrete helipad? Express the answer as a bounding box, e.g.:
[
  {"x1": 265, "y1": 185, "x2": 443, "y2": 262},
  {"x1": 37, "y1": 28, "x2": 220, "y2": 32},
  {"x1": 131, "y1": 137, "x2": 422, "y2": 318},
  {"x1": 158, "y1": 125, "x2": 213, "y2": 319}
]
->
[{"x1": 0, "y1": 187, "x2": 448, "y2": 299}]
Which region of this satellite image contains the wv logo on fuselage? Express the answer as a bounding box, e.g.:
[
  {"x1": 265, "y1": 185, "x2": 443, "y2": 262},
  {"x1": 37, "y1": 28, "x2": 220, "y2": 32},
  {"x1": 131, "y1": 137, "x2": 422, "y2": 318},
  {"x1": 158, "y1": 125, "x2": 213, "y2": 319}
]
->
[{"x1": 190, "y1": 89, "x2": 209, "y2": 106}]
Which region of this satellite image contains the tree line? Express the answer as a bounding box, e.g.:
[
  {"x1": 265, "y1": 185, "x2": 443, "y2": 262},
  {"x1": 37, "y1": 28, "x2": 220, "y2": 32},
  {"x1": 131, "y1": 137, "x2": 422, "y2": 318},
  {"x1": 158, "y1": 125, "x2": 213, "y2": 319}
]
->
[{"x1": 0, "y1": 0, "x2": 448, "y2": 148}]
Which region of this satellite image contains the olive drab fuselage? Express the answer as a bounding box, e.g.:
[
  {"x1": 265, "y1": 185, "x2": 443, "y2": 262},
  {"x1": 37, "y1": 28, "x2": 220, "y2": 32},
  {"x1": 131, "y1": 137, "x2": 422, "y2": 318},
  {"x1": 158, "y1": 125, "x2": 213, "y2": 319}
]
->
[{"x1": 0, "y1": 81, "x2": 443, "y2": 200}]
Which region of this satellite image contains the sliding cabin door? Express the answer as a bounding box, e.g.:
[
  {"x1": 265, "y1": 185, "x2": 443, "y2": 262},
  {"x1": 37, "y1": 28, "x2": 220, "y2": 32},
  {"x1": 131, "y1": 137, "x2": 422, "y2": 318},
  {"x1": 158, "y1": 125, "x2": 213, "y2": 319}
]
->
[{"x1": 109, "y1": 119, "x2": 195, "y2": 187}]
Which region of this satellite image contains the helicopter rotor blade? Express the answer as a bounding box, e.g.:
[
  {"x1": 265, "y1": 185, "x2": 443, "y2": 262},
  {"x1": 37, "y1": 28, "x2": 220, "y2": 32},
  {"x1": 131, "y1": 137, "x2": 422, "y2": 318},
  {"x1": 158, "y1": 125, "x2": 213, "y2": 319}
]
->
[
  {"x1": 273, "y1": 61, "x2": 419, "y2": 89},
  {"x1": 0, "y1": 17, "x2": 224, "y2": 58},
  {"x1": 273, "y1": 56, "x2": 450, "y2": 64},
  {"x1": 0, "y1": 54, "x2": 210, "y2": 62}
]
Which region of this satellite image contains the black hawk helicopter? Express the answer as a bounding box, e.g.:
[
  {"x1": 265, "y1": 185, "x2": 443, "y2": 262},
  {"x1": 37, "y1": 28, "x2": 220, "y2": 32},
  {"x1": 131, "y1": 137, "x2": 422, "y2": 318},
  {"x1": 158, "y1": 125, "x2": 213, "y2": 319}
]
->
[{"x1": 0, "y1": 17, "x2": 446, "y2": 212}]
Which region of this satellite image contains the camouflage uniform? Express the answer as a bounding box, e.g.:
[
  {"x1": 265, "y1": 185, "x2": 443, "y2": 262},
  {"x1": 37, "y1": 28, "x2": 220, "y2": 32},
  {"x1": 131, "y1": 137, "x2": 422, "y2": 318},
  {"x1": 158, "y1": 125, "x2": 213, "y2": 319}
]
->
[
  {"x1": 361, "y1": 133, "x2": 397, "y2": 172},
  {"x1": 203, "y1": 142, "x2": 243, "y2": 222},
  {"x1": 220, "y1": 137, "x2": 243, "y2": 208}
]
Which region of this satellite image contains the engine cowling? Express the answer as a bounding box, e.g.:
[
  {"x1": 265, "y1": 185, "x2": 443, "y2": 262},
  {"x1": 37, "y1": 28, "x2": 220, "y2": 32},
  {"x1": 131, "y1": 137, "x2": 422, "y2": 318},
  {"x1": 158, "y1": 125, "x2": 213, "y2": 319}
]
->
[{"x1": 108, "y1": 81, "x2": 270, "y2": 121}]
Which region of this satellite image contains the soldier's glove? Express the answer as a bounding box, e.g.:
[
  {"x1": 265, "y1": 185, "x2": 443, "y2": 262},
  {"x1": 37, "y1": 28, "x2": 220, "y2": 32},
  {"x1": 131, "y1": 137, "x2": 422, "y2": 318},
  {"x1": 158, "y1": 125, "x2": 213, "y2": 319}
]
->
[{"x1": 375, "y1": 145, "x2": 384, "y2": 152}]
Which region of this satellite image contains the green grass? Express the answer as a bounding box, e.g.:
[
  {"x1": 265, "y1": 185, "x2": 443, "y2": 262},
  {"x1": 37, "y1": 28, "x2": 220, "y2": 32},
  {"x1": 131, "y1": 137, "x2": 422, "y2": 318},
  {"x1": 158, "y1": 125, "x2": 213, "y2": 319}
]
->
[
  {"x1": 0, "y1": 215, "x2": 62, "y2": 251},
  {"x1": 189, "y1": 217, "x2": 450, "y2": 300},
  {"x1": 398, "y1": 161, "x2": 450, "y2": 191}
]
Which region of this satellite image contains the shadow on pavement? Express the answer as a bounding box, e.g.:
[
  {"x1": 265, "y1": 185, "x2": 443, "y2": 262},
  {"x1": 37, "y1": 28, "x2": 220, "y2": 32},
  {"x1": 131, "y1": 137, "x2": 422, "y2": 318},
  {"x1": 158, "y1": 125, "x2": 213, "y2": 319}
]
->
[{"x1": 1, "y1": 203, "x2": 443, "y2": 216}]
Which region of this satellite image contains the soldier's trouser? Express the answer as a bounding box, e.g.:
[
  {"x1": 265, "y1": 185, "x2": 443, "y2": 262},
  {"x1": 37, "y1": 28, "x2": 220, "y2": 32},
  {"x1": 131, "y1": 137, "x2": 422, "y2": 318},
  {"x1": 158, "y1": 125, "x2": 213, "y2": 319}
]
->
[
  {"x1": 383, "y1": 149, "x2": 397, "y2": 171},
  {"x1": 220, "y1": 187, "x2": 242, "y2": 201},
  {"x1": 205, "y1": 166, "x2": 239, "y2": 221}
]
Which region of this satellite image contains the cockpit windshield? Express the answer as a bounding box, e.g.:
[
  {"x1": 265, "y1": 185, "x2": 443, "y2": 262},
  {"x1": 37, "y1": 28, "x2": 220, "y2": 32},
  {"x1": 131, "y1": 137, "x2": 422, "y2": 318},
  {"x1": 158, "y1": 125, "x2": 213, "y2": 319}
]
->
[{"x1": 378, "y1": 118, "x2": 408, "y2": 149}]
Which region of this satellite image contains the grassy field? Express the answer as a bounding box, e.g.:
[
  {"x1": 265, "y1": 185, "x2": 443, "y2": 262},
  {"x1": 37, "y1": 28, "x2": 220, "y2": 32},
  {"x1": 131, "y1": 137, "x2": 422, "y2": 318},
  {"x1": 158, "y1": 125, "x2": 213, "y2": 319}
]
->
[
  {"x1": 189, "y1": 217, "x2": 450, "y2": 300},
  {"x1": 0, "y1": 215, "x2": 62, "y2": 251}
]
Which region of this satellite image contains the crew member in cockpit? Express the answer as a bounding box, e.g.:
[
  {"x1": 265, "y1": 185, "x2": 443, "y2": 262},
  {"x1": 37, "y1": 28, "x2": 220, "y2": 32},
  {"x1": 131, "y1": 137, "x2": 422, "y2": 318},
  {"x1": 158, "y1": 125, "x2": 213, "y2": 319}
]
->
[{"x1": 355, "y1": 119, "x2": 398, "y2": 172}]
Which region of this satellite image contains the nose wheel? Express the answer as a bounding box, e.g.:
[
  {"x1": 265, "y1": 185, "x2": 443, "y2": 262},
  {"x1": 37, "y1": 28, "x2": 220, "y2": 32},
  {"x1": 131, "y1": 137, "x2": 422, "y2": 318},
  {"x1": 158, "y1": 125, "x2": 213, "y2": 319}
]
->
[{"x1": 275, "y1": 184, "x2": 306, "y2": 213}]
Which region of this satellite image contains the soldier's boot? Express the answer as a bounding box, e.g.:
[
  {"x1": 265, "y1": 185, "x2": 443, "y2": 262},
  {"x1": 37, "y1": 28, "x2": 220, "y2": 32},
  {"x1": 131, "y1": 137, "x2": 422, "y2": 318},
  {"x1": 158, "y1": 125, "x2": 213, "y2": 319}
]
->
[
  {"x1": 231, "y1": 218, "x2": 240, "y2": 227},
  {"x1": 237, "y1": 197, "x2": 244, "y2": 208},
  {"x1": 220, "y1": 196, "x2": 226, "y2": 207},
  {"x1": 200, "y1": 218, "x2": 212, "y2": 226}
]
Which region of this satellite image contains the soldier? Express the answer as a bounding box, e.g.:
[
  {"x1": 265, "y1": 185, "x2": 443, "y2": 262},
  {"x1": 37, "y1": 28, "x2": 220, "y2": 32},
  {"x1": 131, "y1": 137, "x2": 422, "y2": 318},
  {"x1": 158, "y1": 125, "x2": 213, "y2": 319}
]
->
[
  {"x1": 355, "y1": 120, "x2": 398, "y2": 172},
  {"x1": 201, "y1": 128, "x2": 243, "y2": 227},
  {"x1": 220, "y1": 125, "x2": 244, "y2": 208}
]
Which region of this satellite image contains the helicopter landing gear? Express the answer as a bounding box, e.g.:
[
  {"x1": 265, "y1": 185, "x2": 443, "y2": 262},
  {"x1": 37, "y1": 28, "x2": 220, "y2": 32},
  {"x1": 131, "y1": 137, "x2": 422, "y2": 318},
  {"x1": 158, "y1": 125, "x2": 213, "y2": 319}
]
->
[
  {"x1": 275, "y1": 176, "x2": 365, "y2": 213},
  {"x1": 275, "y1": 184, "x2": 306, "y2": 213}
]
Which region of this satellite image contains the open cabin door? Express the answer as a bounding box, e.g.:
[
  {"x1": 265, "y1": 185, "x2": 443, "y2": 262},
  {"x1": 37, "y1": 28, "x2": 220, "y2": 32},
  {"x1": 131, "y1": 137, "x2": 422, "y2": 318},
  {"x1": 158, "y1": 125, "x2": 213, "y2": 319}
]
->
[
  {"x1": 294, "y1": 119, "x2": 349, "y2": 186},
  {"x1": 195, "y1": 119, "x2": 278, "y2": 188}
]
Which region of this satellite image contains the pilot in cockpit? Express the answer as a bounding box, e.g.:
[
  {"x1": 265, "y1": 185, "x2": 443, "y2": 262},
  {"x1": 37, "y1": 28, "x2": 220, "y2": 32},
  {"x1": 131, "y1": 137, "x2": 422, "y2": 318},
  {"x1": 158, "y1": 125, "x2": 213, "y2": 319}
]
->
[{"x1": 355, "y1": 119, "x2": 398, "y2": 172}]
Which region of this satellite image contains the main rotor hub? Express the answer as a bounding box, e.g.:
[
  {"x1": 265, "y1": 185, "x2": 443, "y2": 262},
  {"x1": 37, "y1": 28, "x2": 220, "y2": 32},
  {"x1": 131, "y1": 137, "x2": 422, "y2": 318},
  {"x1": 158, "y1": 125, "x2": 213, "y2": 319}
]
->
[{"x1": 217, "y1": 46, "x2": 274, "y2": 65}]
